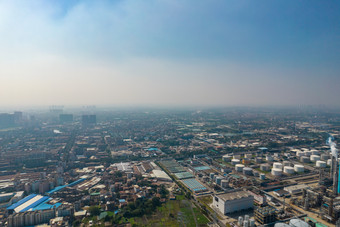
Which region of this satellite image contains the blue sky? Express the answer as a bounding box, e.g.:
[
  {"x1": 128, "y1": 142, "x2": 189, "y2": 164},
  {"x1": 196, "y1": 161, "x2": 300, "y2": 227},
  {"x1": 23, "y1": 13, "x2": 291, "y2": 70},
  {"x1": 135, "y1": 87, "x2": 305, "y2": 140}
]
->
[{"x1": 0, "y1": 0, "x2": 339, "y2": 107}]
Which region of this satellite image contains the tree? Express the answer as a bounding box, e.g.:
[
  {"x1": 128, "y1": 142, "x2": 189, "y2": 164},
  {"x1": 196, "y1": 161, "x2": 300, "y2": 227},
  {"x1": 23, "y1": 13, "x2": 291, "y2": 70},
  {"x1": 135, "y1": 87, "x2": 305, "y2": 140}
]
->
[
  {"x1": 114, "y1": 171, "x2": 123, "y2": 178},
  {"x1": 159, "y1": 185, "x2": 169, "y2": 198},
  {"x1": 89, "y1": 206, "x2": 100, "y2": 216},
  {"x1": 152, "y1": 197, "x2": 161, "y2": 208}
]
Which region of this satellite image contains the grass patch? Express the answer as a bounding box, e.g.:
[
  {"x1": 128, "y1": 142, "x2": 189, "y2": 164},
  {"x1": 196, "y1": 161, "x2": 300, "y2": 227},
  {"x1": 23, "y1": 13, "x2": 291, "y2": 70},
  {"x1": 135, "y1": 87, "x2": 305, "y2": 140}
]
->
[
  {"x1": 198, "y1": 195, "x2": 222, "y2": 220},
  {"x1": 128, "y1": 196, "x2": 209, "y2": 226},
  {"x1": 193, "y1": 207, "x2": 210, "y2": 225}
]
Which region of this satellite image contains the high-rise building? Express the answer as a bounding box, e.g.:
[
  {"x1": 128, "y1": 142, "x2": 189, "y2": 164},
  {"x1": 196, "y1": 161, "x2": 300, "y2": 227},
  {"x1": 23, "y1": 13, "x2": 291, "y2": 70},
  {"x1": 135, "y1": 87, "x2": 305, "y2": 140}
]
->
[
  {"x1": 59, "y1": 114, "x2": 73, "y2": 123},
  {"x1": 13, "y1": 111, "x2": 23, "y2": 122},
  {"x1": 82, "y1": 115, "x2": 96, "y2": 125},
  {"x1": 0, "y1": 113, "x2": 15, "y2": 129}
]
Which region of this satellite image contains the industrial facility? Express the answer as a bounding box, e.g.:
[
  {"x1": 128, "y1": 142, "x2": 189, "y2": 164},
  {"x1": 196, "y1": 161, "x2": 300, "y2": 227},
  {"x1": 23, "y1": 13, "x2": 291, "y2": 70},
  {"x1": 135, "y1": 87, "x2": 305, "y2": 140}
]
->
[{"x1": 213, "y1": 190, "x2": 254, "y2": 214}]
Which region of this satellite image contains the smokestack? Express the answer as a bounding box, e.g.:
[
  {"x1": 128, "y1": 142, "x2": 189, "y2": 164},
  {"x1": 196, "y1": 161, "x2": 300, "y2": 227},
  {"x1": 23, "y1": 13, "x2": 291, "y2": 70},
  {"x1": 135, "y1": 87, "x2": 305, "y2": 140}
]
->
[
  {"x1": 328, "y1": 136, "x2": 338, "y2": 158},
  {"x1": 328, "y1": 136, "x2": 339, "y2": 194},
  {"x1": 329, "y1": 198, "x2": 333, "y2": 216},
  {"x1": 334, "y1": 159, "x2": 339, "y2": 195}
]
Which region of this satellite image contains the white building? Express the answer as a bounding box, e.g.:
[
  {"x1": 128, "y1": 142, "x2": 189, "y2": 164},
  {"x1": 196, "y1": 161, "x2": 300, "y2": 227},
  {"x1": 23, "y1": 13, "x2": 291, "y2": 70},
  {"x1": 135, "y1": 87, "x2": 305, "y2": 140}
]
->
[
  {"x1": 284, "y1": 184, "x2": 310, "y2": 195},
  {"x1": 213, "y1": 191, "x2": 254, "y2": 214},
  {"x1": 151, "y1": 170, "x2": 172, "y2": 182}
]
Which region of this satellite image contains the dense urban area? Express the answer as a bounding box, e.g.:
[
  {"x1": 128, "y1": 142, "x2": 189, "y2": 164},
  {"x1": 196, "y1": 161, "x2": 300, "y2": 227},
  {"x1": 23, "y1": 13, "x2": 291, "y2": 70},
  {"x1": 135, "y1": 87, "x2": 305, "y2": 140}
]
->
[{"x1": 0, "y1": 107, "x2": 339, "y2": 227}]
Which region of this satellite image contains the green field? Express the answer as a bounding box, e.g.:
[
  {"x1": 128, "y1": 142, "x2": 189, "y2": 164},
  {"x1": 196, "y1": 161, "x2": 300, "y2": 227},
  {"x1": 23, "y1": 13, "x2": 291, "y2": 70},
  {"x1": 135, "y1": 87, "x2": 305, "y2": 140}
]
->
[{"x1": 129, "y1": 195, "x2": 210, "y2": 227}]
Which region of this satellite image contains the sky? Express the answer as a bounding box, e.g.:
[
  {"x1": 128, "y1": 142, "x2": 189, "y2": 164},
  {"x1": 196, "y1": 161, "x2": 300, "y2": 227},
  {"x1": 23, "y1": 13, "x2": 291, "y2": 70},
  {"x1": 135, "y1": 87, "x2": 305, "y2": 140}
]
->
[{"x1": 0, "y1": 0, "x2": 340, "y2": 108}]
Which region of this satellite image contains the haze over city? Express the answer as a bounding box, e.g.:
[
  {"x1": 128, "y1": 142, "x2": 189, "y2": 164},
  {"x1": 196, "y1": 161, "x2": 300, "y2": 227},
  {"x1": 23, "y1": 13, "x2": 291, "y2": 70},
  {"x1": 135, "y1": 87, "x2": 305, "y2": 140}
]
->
[
  {"x1": 1, "y1": 0, "x2": 340, "y2": 107},
  {"x1": 3, "y1": 1, "x2": 340, "y2": 227}
]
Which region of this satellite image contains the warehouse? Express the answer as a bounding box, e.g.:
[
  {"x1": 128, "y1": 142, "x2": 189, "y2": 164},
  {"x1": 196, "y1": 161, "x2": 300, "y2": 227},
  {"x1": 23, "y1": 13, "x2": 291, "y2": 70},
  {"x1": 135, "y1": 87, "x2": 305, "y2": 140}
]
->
[
  {"x1": 213, "y1": 190, "x2": 254, "y2": 214},
  {"x1": 182, "y1": 178, "x2": 207, "y2": 193},
  {"x1": 284, "y1": 184, "x2": 310, "y2": 195},
  {"x1": 151, "y1": 170, "x2": 172, "y2": 182},
  {"x1": 174, "y1": 171, "x2": 194, "y2": 179},
  {"x1": 7, "y1": 194, "x2": 61, "y2": 214}
]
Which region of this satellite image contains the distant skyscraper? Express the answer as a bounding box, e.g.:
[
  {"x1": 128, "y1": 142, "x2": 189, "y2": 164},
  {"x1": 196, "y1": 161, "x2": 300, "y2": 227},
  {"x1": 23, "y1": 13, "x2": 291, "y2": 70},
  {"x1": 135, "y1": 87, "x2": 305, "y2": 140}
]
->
[
  {"x1": 59, "y1": 114, "x2": 73, "y2": 123},
  {"x1": 13, "y1": 111, "x2": 23, "y2": 122},
  {"x1": 0, "y1": 113, "x2": 15, "y2": 129},
  {"x1": 82, "y1": 115, "x2": 96, "y2": 125}
]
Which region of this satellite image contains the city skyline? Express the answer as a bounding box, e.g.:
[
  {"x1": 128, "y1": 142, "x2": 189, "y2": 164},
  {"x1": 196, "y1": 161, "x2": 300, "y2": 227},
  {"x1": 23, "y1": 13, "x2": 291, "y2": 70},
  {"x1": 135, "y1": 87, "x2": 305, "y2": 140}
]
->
[{"x1": 1, "y1": 0, "x2": 340, "y2": 107}]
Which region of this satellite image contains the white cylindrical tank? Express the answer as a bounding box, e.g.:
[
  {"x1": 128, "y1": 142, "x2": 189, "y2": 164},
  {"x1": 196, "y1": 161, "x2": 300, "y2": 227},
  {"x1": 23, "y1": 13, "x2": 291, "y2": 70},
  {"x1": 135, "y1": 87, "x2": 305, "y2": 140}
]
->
[
  {"x1": 249, "y1": 219, "x2": 255, "y2": 227},
  {"x1": 289, "y1": 219, "x2": 309, "y2": 227},
  {"x1": 283, "y1": 166, "x2": 294, "y2": 174},
  {"x1": 305, "y1": 150, "x2": 312, "y2": 156},
  {"x1": 327, "y1": 159, "x2": 332, "y2": 166},
  {"x1": 271, "y1": 168, "x2": 282, "y2": 176},
  {"x1": 244, "y1": 215, "x2": 249, "y2": 221},
  {"x1": 321, "y1": 154, "x2": 330, "y2": 161},
  {"x1": 274, "y1": 223, "x2": 290, "y2": 227},
  {"x1": 316, "y1": 161, "x2": 326, "y2": 168},
  {"x1": 221, "y1": 180, "x2": 228, "y2": 188},
  {"x1": 243, "y1": 167, "x2": 253, "y2": 175},
  {"x1": 300, "y1": 156, "x2": 310, "y2": 163},
  {"x1": 235, "y1": 164, "x2": 245, "y2": 172},
  {"x1": 216, "y1": 176, "x2": 222, "y2": 185},
  {"x1": 310, "y1": 155, "x2": 321, "y2": 162},
  {"x1": 260, "y1": 173, "x2": 266, "y2": 180},
  {"x1": 260, "y1": 164, "x2": 271, "y2": 171},
  {"x1": 203, "y1": 176, "x2": 209, "y2": 182},
  {"x1": 243, "y1": 220, "x2": 249, "y2": 227},
  {"x1": 296, "y1": 151, "x2": 304, "y2": 157},
  {"x1": 311, "y1": 149, "x2": 319, "y2": 155},
  {"x1": 294, "y1": 164, "x2": 304, "y2": 173},
  {"x1": 245, "y1": 154, "x2": 252, "y2": 159},
  {"x1": 273, "y1": 162, "x2": 283, "y2": 169},
  {"x1": 233, "y1": 154, "x2": 241, "y2": 159},
  {"x1": 238, "y1": 216, "x2": 243, "y2": 226},
  {"x1": 231, "y1": 159, "x2": 240, "y2": 165},
  {"x1": 283, "y1": 161, "x2": 291, "y2": 167},
  {"x1": 266, "y1": 155, "x2": 274, "y2": 162},
  {"x1": 222, "y1": 155, "x2": 231, "y2": 162}
]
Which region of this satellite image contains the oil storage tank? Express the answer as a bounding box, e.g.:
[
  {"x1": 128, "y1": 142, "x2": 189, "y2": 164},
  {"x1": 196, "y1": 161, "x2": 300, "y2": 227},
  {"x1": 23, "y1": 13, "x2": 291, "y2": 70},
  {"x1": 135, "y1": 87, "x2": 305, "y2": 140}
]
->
[
  {"x1": 231, "y1": 159, "x2": 240, "y2": 165},
  {"x1": 310, "y1": 155, "x2": 320, "y2": 162},
  {"x1": 222, "y1": 155, "x2": 232, "y2": 162},
  {"x1": 283, "y1": 161, "x2": 292, "y2": 167},
  {"x1": 243, "y1": 167, "x2": 253, "y2": 175},
  {"x1": 321, "y1": 154, "x2": 330, "y2": 161},
  {"x1": 271, "y1": 168, "x2": 282, "y2": 176},
  {"x1": 235, "y1": 164, "x2": 245, "y2": 172},
  {"x1": 316, "y1": 161, "x2": 326, "y2": 168},
  {"x1": 289, "y1": 219, "x2": 309, "y2": 227},
  {"x1": 283, "y1": 166, "x2": 294, "y2": 174},
  {"x1": 294, "y1": 164, "x2": 304, "y2": 173},
  {"x1": 260, "y1": 164, "x2": 271, "y2": 171},
  {"x1": 273, "y1": 162, "x2": 283, "y2": 170},
  {"x1": 300, "y1": 156, "x2": 310, "y2": 163}
]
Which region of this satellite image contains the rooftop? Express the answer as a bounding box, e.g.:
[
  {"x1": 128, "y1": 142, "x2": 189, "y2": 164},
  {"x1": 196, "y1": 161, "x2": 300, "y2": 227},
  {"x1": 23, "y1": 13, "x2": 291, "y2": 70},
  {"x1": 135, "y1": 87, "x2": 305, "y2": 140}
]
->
[{"x1": 217, "y1": 190, "x2": 252, "y2": 202}]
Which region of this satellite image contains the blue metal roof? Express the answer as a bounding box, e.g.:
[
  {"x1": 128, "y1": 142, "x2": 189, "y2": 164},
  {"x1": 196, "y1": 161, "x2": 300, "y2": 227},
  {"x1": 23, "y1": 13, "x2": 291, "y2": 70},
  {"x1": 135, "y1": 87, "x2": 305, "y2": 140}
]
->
[
  {"x1": 7, "y1": 194, "x2": 36, "y2": 210},
  {"x1": 20, "y1": 196, "x2": 49, "y2": 212},
  {"x1": 7, "y1": 194, "x2": 59, "y2": 213},
  {"x1": 194, "y1": 166, "x2": 211, "y2": 171},
  {"x1": 47, "y1": 178, "x2": 86, "y2": 194},
  {"x1": 31, "y1": 201, "x2": 62, "y2": 211}
]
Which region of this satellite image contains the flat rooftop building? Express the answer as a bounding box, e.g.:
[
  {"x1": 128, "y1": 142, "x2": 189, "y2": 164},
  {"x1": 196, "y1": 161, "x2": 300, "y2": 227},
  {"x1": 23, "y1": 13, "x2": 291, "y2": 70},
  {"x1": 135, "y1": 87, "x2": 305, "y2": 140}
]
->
[
  {"x1": 284, "y1": 184, "x2": 310, "y2": 195},
  {"x1": 255, "y1": 206, "x2": 276, "y2": 225},
  {"x1": 213, "y1": 190, "x2": 253, "y2": 214},
  {"x1": 151, "y1": 170, "x2": 172, "y2": 182}
]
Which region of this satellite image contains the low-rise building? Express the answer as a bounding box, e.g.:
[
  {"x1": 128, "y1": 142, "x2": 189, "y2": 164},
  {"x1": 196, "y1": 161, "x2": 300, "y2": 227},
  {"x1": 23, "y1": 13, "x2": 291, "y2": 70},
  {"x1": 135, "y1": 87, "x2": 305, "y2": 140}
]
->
[
  {"x1": 213, "y1": 190, "x2": 254, "y2": 214},
  {"x1": 284, "y1": 184, "x2": 310, "y2": 195}
]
